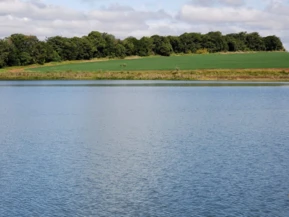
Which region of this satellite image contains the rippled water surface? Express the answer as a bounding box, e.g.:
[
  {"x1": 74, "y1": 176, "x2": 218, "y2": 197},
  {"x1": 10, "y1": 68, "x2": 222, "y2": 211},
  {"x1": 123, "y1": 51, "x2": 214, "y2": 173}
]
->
[{"x1": 0, "y1": 81, "x2": 289, "y2": 217}]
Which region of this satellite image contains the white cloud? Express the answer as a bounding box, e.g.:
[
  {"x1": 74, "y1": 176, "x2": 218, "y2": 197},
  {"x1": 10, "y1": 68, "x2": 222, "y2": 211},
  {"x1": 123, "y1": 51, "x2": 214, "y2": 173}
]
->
[
  {"x1": 178, "y1": 4, "x2": 289, "y2": 29},
  {"x1": 178, "y1": 1, "x2": 289, "y2": 49},
  {"x1": 190, "y1": 0, "x2": 245, "y2": 7},
  {"x1": 0, "y1": 0, "x2": 288, "y2": 49},
  {"x1": 0, "y1": 0, "x2": 171, "y2": 39},
  {"x1": 219, "y1": 0, "x2": 245, "y2": 6}
]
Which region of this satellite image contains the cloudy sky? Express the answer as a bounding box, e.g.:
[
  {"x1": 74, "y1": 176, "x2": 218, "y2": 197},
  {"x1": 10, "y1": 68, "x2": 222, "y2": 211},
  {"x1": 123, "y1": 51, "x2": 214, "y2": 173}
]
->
[{"x1": 0, "y1": 0, "x2": 289, "y2": 49}]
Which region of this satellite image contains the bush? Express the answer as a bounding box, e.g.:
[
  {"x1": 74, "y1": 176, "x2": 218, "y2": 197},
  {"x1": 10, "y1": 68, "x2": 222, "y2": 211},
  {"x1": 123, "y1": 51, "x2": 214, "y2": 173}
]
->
[{"x1": 196, "y1": 49, "x2": 209, "y2": 54}]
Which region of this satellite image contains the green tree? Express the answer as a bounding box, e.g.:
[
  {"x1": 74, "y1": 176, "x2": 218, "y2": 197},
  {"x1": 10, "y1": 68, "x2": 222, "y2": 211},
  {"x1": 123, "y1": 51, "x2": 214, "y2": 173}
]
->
[
  {"x1": 0, "y1": 39, "x2": 10, "y2": 68},
  {"x1": 226, "y1": 38, "x2": 238, "y2": 52},
  {"x1": 167, "y1": 36, "x2": 182, "y2": 53},
  {"x1": 180, "y1": 33, "x2": 203, "y2": 53},
  {"x1": 225, "y1": 33, "x2": 247, "y2": 51},
  {"x1": 136, "y1": 37, "x2": 153, "y2": 56},
  {"x1": 87, "y1": 31, "x2": 106, "y2": 58},
  {"x1": 19, "y1": 52, "x2": 33, "y2": 66},
  {"x1": 31, "y1": 41, "x2": 48, "y2": 64},
  {"x1": 102, "y1": 33, "x2": 117, "y2": 58},
  {"x1": 47, "y1": 36, "x2": 78, "y2": 61},
  {"x1": 9, "y1": 34, "x2": 42, "y2": 65},
  {"x1": 151, "y1": 35, "x2": 173, "y2": 56},
  {"x1": 263, "y1": 36, "x2": 284, "y2": 51},
  {"x1": 114, "y1": 43, "x2": 126, "y2": 58},
  {"x1": 123, "y1": 37, "x2": 137, "y2": 56},
  {"x1": 246, "y1": 32, "x2": 265, "y2": 51},
  {"x1": 45, "y1": 43, "x2": 61, "y2": 62},
  {"x1": 204, "y1": 31, "x2": 228, "y2": 52},
  {"x1": 72, "y1": 36, "x2": 94, "y2": 60},
  {"x1": 7, "y1": 43, "x2": 20, "y2": 66}
]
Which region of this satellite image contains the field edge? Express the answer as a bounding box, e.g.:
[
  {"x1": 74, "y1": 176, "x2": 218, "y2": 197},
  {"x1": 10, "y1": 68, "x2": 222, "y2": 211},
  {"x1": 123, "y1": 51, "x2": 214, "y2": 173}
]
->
[{"x1": 1, "y1": 69, "x2": 289, "y2": 81}]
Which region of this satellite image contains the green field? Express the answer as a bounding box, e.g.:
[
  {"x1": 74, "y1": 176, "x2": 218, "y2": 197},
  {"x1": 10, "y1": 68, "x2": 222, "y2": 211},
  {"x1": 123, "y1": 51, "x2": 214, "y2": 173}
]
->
[
  {"x1": 2, "y1": 52, "x2": 288, "y2": 81},
  {"x1": 28, "y1": 52, "x2": 289, "y2": 72}
]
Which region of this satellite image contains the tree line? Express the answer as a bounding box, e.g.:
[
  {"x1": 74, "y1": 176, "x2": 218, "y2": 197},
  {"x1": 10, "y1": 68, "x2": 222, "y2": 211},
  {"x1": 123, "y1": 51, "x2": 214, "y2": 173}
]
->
[{"x1": 0, "y1": 31, "x2": 284, "y2": 68}]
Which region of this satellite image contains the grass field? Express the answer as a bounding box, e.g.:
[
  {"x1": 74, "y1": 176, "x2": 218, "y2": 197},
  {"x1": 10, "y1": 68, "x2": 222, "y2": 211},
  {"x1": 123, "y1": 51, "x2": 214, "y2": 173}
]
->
[
  {"x1": 28, "y1": 52, "x2": 289, "y2": 73},
  {"x1": 1, "y1": 52, "x2": 289, "y2": 80}
]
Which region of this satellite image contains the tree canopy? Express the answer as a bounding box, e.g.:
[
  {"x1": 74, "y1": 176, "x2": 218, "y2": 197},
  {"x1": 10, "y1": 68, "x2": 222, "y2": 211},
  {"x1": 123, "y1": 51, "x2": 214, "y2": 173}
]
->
[{"x1": 0, "y1": 31, "x2": 285, "y2": 68}]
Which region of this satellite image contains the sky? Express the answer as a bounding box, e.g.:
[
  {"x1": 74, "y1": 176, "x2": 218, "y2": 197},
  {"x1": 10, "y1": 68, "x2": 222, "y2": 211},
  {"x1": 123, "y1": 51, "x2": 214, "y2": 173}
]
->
[{"x1": 0, "y1": 0, "x2": 289, "y2": 49}]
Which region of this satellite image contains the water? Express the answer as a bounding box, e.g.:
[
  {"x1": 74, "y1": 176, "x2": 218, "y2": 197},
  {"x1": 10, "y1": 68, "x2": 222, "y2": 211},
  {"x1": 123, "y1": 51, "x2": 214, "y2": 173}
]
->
[{"x1": 0, "y1": 80, "x2": 289, "y2": 217}]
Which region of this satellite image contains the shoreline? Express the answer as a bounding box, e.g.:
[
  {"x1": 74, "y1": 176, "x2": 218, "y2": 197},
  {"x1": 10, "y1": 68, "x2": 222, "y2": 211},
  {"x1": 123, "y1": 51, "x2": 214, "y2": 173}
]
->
[{"x1": 1, "y1": 69, "x2": 289, "y2": 81}]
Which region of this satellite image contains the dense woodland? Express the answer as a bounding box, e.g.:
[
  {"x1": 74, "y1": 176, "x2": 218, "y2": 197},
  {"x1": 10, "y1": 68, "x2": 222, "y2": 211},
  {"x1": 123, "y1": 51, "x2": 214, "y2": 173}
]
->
[{"x1": 0, "y1": 31, "x2": 284, "y2": 68}]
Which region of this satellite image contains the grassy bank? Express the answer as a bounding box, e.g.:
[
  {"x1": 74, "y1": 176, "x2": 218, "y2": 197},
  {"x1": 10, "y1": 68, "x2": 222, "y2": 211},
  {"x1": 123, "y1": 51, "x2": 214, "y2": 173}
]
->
[{"x1": 1, "y1": 69, "x2": 289, "y2": 81}]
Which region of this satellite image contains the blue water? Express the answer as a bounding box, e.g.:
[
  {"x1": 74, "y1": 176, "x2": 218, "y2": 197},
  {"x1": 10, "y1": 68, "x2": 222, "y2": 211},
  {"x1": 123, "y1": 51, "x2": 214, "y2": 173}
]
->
[{"x1": 0, "y1": 81, "x2": 289, "y2": 217}]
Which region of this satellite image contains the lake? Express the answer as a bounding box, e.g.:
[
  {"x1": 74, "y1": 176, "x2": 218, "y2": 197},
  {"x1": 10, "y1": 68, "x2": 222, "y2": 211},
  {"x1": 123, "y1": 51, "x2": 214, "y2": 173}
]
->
[{"x1": 0, "y1": 80, "x2": 289, "y2": 217}]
